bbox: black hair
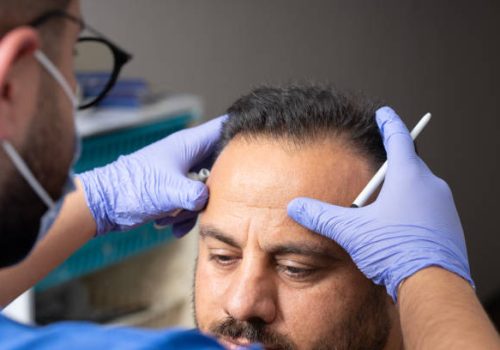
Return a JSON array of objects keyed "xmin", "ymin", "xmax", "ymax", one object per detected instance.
[{"xmin": 220, "ymin": 84, "xmax": 387, "ymax": 169}]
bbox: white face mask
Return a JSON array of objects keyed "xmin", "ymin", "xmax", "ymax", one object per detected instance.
[{"xmin": 1, "ymin": 50, "xmax": 81, "ymax": 242}]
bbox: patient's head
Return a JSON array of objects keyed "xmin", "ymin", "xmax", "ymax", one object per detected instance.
[{"xmin": 194, "ymin": 85, "xmax": 402, "ymax": 350}]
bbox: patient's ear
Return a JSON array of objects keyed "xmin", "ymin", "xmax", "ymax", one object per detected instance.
[{"xmin": 0, "ymin": 27, "xmax": 40, "ymax": 139}]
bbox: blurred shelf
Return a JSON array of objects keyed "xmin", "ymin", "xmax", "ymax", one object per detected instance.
[{"xmin": 35, "ymin": 94, "xmax": 202, "ymax": 292}]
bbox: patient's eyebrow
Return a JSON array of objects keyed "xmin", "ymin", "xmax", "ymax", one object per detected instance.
[
  {"xmin": 199, "ymin": 226, "xmax": 240, "ymax": 248},
  {"xmin": 269, "ymin": 243, "xmax": 341, "ymax": 261},
  {"xmin": 199, "ymin": 225, "xmax": 342, "ymax": 261}
]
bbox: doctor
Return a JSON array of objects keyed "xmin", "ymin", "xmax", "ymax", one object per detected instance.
[{"xmin": 0, "ymin": 0, "xmax": 498, "ymax": 349}]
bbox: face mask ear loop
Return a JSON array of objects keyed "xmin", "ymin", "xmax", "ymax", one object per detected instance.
[
  {"xmin": 1, "ymin": 140, "xmax": 55, "ymax": 209},
  {"xmin": 0, "ymin": 51, "xmax": 77, "ymax": 209},
  {"xmin": 34, "ymin": 50, "xmax": 78, "ymax": 108}
]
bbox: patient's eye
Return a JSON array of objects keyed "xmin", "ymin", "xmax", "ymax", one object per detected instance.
[
  {"xmin": 208, "ymin": 249, "xmax": 239, "ymax": 268},
  {"xmin": 276, "ymin": 261, "xmax": 317, "ymax": 280},
  {"xmin": 211, "ymin": 255, "xmax": 235, "ymax": 265}
]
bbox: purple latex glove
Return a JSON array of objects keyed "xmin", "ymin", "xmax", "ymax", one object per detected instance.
[
  {"xmin": 287, "ymin": 107, "xmax": 474, "ymax": 302},
  {"xmin": 79, "ymin": 116, "xmax": 226, "ymax": 237}
]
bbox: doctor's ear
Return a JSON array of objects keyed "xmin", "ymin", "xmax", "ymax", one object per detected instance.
[{"xmin": 0, "ymin": 27, "xmax": 40, "ymax": 139}]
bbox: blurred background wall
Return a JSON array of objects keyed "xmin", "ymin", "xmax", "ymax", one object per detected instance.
[{"xmin": 81, "ymin": 0, "xmax": 500, "ymax": 303}]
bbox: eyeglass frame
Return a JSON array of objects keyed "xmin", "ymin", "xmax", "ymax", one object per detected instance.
[{"xmin": 28, "ymin": 9, "xmax": 133, "ymax": 110}]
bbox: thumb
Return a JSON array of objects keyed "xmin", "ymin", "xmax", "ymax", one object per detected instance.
[
  {"xmin": 170, "ymin": 178, "xmax": 209, "ymax": 212},
  {"xmin": 287, "ymin": 197, "xmax": 356, "ymax": 245}
]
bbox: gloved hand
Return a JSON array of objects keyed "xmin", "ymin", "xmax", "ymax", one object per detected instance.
[
  {"xmin": 287, "ymin": 107, "xmax": 474, "ymax": 302},
  {"xmin": 79, "ymin": 116, "xmax": 226, "ymax": 237}
]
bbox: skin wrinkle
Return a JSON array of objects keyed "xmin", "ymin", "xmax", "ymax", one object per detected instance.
[
  {"xmin": 200, "ymin": 226, "xmax": 344, "ymax": 263},
  {"xmin": 194, "ymin": 136, "xmax": 403, "ymax": 349}
]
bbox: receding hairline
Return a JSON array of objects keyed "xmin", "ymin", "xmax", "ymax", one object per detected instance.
[
  {"xmin": 220, "ymin": 125, "xmax": 382, "ymax": 174},
  {"xmin": 219, "ymin": 84, "xmax": 387, "ymax": 175}
]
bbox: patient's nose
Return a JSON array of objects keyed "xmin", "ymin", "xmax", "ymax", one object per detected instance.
[{"xmin": 224, "ymin": 258, "xmax": 277, "ymax": 324}]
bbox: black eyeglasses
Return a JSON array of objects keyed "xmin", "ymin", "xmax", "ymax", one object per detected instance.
[{"xmin": 29, "ymin": 10, "xmax": 133, "ymax": 110}]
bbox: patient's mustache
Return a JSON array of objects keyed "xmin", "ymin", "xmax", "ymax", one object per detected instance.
[{"xmin": 210, "ymin": 316, "xmax": 295, "ymax": 350}]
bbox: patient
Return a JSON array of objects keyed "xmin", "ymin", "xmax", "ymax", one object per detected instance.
[{"xmin": 194, "ymin": 85, "xmax": 403, "ymax": 350}]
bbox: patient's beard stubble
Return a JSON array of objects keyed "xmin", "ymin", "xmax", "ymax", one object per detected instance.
[{"xmin": 192, "ymin": 258, "xmax": 392, "ymax": 350}]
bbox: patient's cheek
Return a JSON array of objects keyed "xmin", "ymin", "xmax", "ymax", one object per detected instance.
[
  {"xmin": 194, "ymin": 249, "xmax": 228, "ymax": 329},
  {"xmin": 281, "ymin": 269, "xmax": 354, "ymax": 320}
]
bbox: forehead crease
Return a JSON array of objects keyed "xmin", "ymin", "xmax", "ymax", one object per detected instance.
[
  {"xmin": 210, "ymin": 196, "xmax": 285, "ymax": 211},
  {"xmin": 199, "ymin": 223, "xmax": 346, "ymax": 263},
  {"xmin": 209, "ymin": 138, "xmax": 372, "ymax": 209}
]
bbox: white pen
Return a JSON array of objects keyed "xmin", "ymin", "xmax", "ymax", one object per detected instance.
[{"xmin": 351, "ymin": 113, "xmax": 432, "ymax": 208}]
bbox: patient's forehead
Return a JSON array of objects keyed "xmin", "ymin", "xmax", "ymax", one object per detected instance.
[
  {"xmin": 207, "ymin": 136, "xmax": 374, "ymax": 210},
  {"xmin": 200, "ymin": 136, "xmax": 375, "ymax": 258}
]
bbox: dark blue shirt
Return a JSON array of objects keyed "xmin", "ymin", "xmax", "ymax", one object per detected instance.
[{"xmin": 0, "ymin": 314, "xmax": 234, "ymax": 349}]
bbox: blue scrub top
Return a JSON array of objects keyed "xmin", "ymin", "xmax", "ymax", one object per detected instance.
[{"xmin": 0, "ymin": 314, "xmax": 256, "ymax": 349}]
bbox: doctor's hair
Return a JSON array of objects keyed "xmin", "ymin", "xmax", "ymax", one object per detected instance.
[
  {"xmin": 221, "ymin": 84, "xmax": 387, "ymax": 170},
  {"xmin": 0, "ymin": 0, "xmax": 72, "ymax": 61}
]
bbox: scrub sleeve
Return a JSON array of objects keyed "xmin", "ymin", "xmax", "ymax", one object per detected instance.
[{"xmin": 0, "ymin": 314, "xmax": 228, "ymax": 349}]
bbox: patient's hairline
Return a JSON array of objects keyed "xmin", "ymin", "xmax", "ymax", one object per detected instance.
[
  {"xmin": 217, "ymin": 84, "xmax": 387, "ymax": 173},
  {"xmin": 217, "ymin": 131, "xmax": 380, "ymax": 174}
]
